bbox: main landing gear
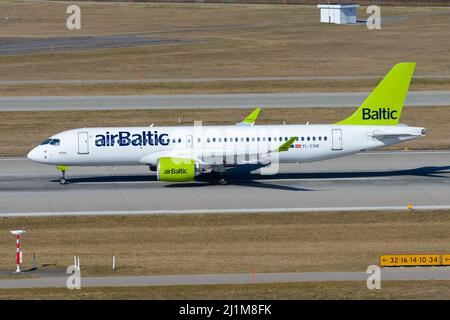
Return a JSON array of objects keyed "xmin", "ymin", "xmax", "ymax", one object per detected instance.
[
  {"xmin": 57, "ymin": 165, "xmax": 68, "ymax": 185},
  {"xmin": 217, "ymin": 176, "xmax": 228, "ymax": 185},
  {"xmin": 211, "ymin": 169, "xmax": 228, "ymax": 185}
]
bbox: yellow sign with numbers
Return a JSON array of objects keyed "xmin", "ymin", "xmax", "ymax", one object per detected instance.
[
  {"xmin": 380, "ymin": 254, "xmax": 441, "ymax": 267},
  {"xmin": 442, "ymin": 255, "xmax": 450, "ymax": 266}
]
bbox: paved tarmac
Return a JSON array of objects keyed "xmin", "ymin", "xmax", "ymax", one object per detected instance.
[
  {"xmin": 0, "ymin": 35, "xmax": 196, "ymax": 56},
  {"xmin": 0, "ymin": 150, "xmax": 449, "ymax": 217},
  {"xmin": 0, "ymin": 268, "xmax": 449, "ymax": 288},
  {"xmin": 0, "ymin": 91, "xmax": 449, "ymax": 111}
]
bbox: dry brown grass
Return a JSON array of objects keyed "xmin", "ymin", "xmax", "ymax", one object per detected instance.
[
  {"xmin": 0, "ymin": 281, "xmax": 449, "ymax": 299},
  {"xmin": 1, "ymin": 78, "xmax": 450, "ymax": 96},
  {"xmin": 0, "ymin": 211, "xmax": 448, "ymax": 278},
  {"xmin": 0, "ymin": 106, "xmax": 448, "ymax": 156},
  {"xmin": 0, "ymin": 3, "xmax": 449, "ymax": 84}
]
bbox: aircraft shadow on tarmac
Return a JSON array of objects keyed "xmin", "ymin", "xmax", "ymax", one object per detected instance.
[{"xmin": 52, "ymin": 165, "xmax": 450, "ymax": 191}]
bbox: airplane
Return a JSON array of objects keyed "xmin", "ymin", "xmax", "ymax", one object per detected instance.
[{"xmin": 27, "ymin": 62, "xmax": 426, "ymax": 185}]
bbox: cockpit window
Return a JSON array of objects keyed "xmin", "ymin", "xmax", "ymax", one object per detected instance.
[
  {"xmin": 40, "ymin": 139, "xmax": 52, "ymax": 145},
  {"xmin": 40, "ymin": 138, "xmax": 61, "ymax": 146},
  {"xmin": 50, "ymin": 139, "xmax": 60, "ymax": 146}
]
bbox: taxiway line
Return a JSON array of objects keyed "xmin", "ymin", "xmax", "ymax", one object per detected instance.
[{"xmin": 0, "ymin": 268, "xmax": 449, "ymax": 288}]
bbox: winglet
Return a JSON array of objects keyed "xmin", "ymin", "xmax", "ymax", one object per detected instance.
[
  {"xmin": 276, "ymin": 137, "xmax": 297, "ymax": 152},
  {"xmin": 236, "ymin": 108, "xmax": 261, "ymax": 126}
]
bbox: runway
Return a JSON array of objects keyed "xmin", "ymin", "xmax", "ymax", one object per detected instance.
[
  {"xmin": 0, "ymin": 268, "xmax": 449, "ymax": 288},
  {"xmin": 0, "ymin": 150, "xmax": 449, "ymax": 217},
  {"xmin": 1, "ymin": 91, "xmax": 449, "ymax": 111}
]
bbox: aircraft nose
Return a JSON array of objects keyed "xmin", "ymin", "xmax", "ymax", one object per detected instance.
[{"xmin": 27, "ymin": 147, "xmax": 40, "ymax": 162}]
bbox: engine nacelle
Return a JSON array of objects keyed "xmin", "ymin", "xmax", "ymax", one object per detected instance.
[{"xmin": 156, "ymin": 157, "xmax": 200, "ymax": 182}]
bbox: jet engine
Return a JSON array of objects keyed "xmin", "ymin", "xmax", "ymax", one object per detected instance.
[{"xmin": 156, "ymin": 157, "xmax": 201, "ymax": 182}]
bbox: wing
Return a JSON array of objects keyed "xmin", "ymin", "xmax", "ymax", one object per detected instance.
[{"xmin": 139, "ymin": 137, "xmax": 298, "ymax": 167}]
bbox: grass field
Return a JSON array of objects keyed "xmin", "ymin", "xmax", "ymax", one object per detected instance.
[
  {"xmin": 0, "ymin": 281, "xmax": 449, "ymax": 299},
  {"xmin": 0, "ymin": 2, "xmax": 449, "ymax": 95},
  {"xmin": 1, "ymin": 78, "xmax": 450, "ymax": 96},
  {"xmin": 0, "ymin": 211, "xmax": 448, "ymax": 278},
  {"xmin": 0, "ymin": 106, "xmax": 448, "ymax": 156}
]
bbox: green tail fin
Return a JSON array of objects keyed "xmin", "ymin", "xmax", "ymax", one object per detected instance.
[{"xmin": 336, "ymin": 62, "xmax": 415, "ymax": 126}]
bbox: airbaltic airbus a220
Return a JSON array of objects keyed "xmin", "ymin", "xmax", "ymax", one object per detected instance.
[{"xmin": 27, "ymin": 63, "xmax": 426, "ymax": 185}]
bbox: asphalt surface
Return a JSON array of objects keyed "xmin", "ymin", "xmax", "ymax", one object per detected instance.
[
  {"xmin": 1, "ymin": 91, "xmax": 449, "ymax": 111},
  {"xmin": 0, "ymin": 150, "xmax": 449, "ymax": 217},
  {"xmin": 0, "ymin": 35, "xmax": 196, "ymax": 56},
  {"xmin": 0, "ymin": 268, "xmax": 449, "ymax": 288}
]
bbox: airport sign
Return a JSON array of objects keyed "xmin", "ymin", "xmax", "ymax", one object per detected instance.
[
  {"xmin": 380, "ymin": 254, "xmax": 441, "ymax": 267},
  {"xmin": 442, "ymin": 255, "xmax": 450, "ymax": 266}
]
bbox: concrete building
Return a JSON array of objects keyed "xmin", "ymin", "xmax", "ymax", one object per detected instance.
[{"xmin": 317, "ymin": 3, "xmax": 359, "ymax": 24}]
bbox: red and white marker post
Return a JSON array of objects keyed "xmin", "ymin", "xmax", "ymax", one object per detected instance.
[{"xmin": 10, "ymin": 229, "xmax": 26, "ymax": 273}]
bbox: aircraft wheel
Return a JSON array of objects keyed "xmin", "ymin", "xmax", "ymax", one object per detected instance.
[
  {"xmin": 218, "ymin": 177, "xmax": 228, "ymax": 185},
  {"xmin": 59, "ymin": 178, "xmax": 66, "ymax": 185}
]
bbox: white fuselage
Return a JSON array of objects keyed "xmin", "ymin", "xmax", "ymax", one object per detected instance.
[{"xmin": 27, "ymin": 124, "xmax": 425, "ymax": 167}]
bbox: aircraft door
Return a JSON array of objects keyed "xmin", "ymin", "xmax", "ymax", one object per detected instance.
[
  {"xmin": 78, "ymin": 132, "xmax": 89, "ymax": 154},
  {"xmin": 332, "ymin": 129, "xmax": 342, "ymax": 151}
]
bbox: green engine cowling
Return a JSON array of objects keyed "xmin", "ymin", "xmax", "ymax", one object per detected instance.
[{"xmin": 156, "ymin": 157, "xmax": 200, "ymax": 182}]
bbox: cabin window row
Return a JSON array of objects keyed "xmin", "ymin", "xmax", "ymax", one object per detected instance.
[{"xmin": 169, "ymin": 136, "xmax": 328, "ymax": 144}]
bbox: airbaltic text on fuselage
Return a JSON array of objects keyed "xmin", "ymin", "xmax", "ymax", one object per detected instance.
[
  {"xmin": 362, "ymin": 107, "xmax": 398, "ymax": 120},
  {"xmin": 95, "ymin": 131, "xmax": 169, "ymax": 147}
]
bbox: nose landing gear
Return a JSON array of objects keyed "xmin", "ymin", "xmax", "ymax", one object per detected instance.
[{"xmin": 57, "ymin": 165, "xmax": 68, "ymax": 185}]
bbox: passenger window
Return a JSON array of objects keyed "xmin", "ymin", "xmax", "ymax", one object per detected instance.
[
  {"xmin": 207, "ymin": 138, "xmax": 210, "ymax": 143},
  {"xmin": 318, "ymin": 136, "xmax": 322, "ymax": 141},
  {"xmin": 301, "ymin": 137, "xmax": 305, "ymax": 141},
  {"xmin": 313, "ymin": 137, "xmax": 316, "ymax": 141},
  {"xmin": 268, "ymin": 137, "xmax": 271, "ymax": 142},
  {"xmin": 178, "ymin": 138, "xmax": 182, "ymax": 143},
  {"xmin": 224, "ymin": 138, "xmax": 227, "ymax": 142},
  {"xmin": 324, "ymin": 136, "xmax": 328, "ymax": 141},
  {"xmin": 307, "ymin": 137, "xmax": 310, "ymax": 141},
  {"xmin": 235, "ymin": 138, "xmax": 238, "ymax": 142},
  {"xmin": 246, "ymin": 137, "xmax": 250, "ymax": 142}
]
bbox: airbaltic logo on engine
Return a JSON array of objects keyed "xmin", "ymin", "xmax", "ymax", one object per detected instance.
[
  {"xmin": 362, "ymin": 107, "xmax": 398, "ymax": 120},
  {"xmin": 164, "ymin": 168, "xmax": 188, "ymax": 175},
  {"xmin": 95, "ymin": 131, "xmax": 169, "ymax": 147}
]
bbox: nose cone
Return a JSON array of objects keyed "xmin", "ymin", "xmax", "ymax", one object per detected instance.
[{"xmin": 27, "ymin": 147, "xmax": 40, "ymax": 162}]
